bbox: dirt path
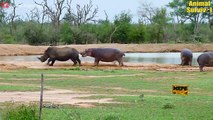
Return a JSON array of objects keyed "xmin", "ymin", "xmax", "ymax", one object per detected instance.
[{"xmin": 0, "ymin": 89, "xmax": 119, "ymax": 107}]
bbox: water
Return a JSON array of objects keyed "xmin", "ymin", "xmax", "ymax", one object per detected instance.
[
  {"xmin": 124, "ymin": 53, "xmax": 202, "ymax": 66},
  {"xmin": 0, "ymin": 53, "xmax": 203, "ymax": 65}
]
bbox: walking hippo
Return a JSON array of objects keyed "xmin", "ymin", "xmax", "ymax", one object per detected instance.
[
  {"xmin": 81, "ymin": 48, "xmax": 125, "ymax": 66},
  {"xmin": 38, "ymin": 47, "xmax": 81, "ymax": 66},
  {"xmin": 197, "ymin": 52, "xmax": 213, "ymax": 72},
  {"xmin": 180, "ymin": 48, "xmax": 193, "ymax": 66}
]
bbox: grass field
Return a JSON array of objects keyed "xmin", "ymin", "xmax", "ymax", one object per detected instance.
[{"xmin": 0, "ymin": 68, "xmax": 213, "ymax": 120}]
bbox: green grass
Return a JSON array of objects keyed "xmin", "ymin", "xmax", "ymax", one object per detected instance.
[
  {"xmin": 0, "ymin": 85, "xmax": 39, "ymax": 91},
  {"xmin": 0, "ymin": 68, "xmax": 213, "ymax": 120}
]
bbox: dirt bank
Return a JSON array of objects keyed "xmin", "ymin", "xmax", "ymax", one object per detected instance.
[
  {"xmin": 1, "ymin": 61, "xmax": 213, "ymax": 72},
  {"xmin": 0, "ymin": 44, "xmax": 212, "ymax": 56}
]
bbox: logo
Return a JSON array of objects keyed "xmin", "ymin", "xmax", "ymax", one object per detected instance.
[
  {"xmin": 172, "ymin": 85, "xmax": 188, "ymax": 96},
  {"xmin": 187, "ymin": 0, "xmax": 212, "ymax": 13},
  {"xmin": 1, "ymin": 2, "xmax": 10, "ymax": 8}
]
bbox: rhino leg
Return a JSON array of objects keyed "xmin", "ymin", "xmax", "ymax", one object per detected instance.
[
  {"xmin": 47, "ymin": 58, "xmax": 51, "ymax": 65},
  {"xmin": 49, "ymin": 59, "xmax": 55, "ymax": 66},
  {"xmin": 76, "ymin": 57, "xmax": 81, "ymax": 66},
  {"xmin": 70, "ymin": 58, "xmax": 77, "ymax": 66}
]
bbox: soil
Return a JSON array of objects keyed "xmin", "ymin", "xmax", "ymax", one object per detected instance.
[
  {"xmin": 0, "ymin": 44, "xmax": 213, "ymax": 107},
  {"xmin": 0, "ymin": 89, "xmax": 119, "ymax": 108}
]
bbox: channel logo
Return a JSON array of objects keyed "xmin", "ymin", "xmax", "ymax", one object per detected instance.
[{"xmin": 1, "ymin": 1, "xmax": 10, "ymax": 8}]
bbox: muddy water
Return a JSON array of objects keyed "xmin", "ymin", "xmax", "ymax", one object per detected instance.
[{"xmin": 0, "ymin": 53, "xmax": 203, "ymax": 65}]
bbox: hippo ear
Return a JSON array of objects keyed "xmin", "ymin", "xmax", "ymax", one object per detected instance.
[{"xmin": 37, "ymin": 57, "xmax": 41, "ymax": 60}]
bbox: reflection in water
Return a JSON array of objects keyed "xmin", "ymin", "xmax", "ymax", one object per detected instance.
[
  {"xmin": 124, "ymin": 53, "xmax": 202, "ymax": 65},
  {"xmin": 0, "ymin": 53, "xmax": 203, "ymax": 65}
]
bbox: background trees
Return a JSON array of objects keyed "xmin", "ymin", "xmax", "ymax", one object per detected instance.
[{"xmin": 0, "ymin": 0, "xmax": 212, "ymax": 45}]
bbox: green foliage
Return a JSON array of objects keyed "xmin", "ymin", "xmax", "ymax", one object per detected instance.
[
  {"xmin": 151, "ymin": 8, "xmax": 171, "ymax": 43},
  {"xmin": 0, "ymin": 32, "xmax": 16, "ymax": 44},
  {"xmin": 96, "ymin": 20, "xmax": 113, "ymax": 43},
  {"xmin": 112, "ymin": 11, "xmax": 132, "ymax": 43},
  {"xmin": 2, "ymin": 103, "xmax": 38, "ymax": 120},
  {"xmin": 24, "ymin": 22, "xmax": 46, "ymax": 45},
  {"xmin": 128, "ymin": 24, "xmax": 146, "ymax": 43},
  {"xmin": 60, "ymin": 22, "xmax": 74, "ymax": 44}
]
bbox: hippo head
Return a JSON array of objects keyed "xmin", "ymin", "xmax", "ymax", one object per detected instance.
[
  {"xmin": 81, "ymin": 49, "xmax": 93, "ymax": 57},
  {"xmin": 37, "ymin": 55, "xmax": 48, "ymax": 62}
]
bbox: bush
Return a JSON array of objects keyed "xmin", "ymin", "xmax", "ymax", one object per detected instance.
[
  {"xmin": 60, "ymin": 22, "xmax": 74, "ymax": 44},
  {"xmin": 24, "ymin": 22, "xmax": 46, "ymax": 45},
  {"xmin": 2, "ymin": 104, "xmax": 38, "ymax": 120},
  {"xmin": 0, "ymin": 34, "xmax": 16, "ymax": 44}
]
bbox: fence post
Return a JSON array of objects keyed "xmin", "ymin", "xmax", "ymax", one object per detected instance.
[{"xmin": 39, "ymin": 73, "xmax": 44, "ymax": 120}]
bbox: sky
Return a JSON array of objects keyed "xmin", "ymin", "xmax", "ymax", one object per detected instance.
[{"xmin": 5, "ymin": 0, "xmax": 172, "ymax": 22}]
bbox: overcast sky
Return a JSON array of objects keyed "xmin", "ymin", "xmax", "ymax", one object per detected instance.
[{"xmin": 5, "ymin": 0, "xmax": 172, "ymax": 22}]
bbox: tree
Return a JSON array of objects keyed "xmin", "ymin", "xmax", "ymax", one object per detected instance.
[
  {"xmin": 167, "ymin": 0, "xmax": 213, "ymax": 41},
  {"xmin": 138, "ymin": 3, "xmax": 170, "ymax": 43},
  {"xmin": 35, "ymin": 0, "xmax": 66, "ymax": 45},
  {"xmin": 137, "ymin": 2, "xmax": 155, "ymax": 24},
  {"xmin": 5, "ymin": 0, "xmax": 22, "ymax": 35},
  {"xmin": 60, "ymin": 22, "xmax": 74, "ymax": 44},
  {"xmin": 128, "ymin": 24, "xmax": 146, "ymax": 43},
  {"xmin": 64, "ymin": 0, "xmax": 98, "ymax": 27},
  {"xmin": 112, "ymin": 11, "xmax": 132, "ymax": 43},
  {"xmin": 24, "ymin": 22, "xmax": 47, "ymax": 45},
  {"xmin": 96, "ymin": 20, "xmax": 113, "ymax": 43},
  {"xmin": 0, "ymin": 0, "xmax": 11, "ymax": 23},
  {"xmin": 152, "ymin": 8, "xmax": 170, "ymax": 43},
  {"xmin": 35, "ymin": 0, "xmax": 65, "ymax": 30}
]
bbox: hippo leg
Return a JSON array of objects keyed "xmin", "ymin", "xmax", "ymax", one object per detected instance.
[
  {"xmin": 189, "ymin": 60, "xmax": 192, "ymax": 66},
  {"xmin": 94, "ymin": 58, "xmax": 100, "ymax": 66},
  {"xmin": 118, "ymin": 58, "xmax": 124, "ymax": 66},
  {"xmin": 181, "ymin": 60, "xmax": 184, "ymax": 66},
  {"xmin": 199, "ymin": 65, "xmax": 204, "ymax": 72}
]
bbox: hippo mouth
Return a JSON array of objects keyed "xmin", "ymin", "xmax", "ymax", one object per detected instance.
[{"xmin": 80, "ymin": 53, "xmax": 87, "ymax": 57}]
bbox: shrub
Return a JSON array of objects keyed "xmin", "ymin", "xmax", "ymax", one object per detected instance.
[
  {"xmin": 24, "ymin": 22, "xmax": 46, "ymax": 45},
  {"xmin": 2, "ymin": 104, "xmax": 38, "ymax": 120}
]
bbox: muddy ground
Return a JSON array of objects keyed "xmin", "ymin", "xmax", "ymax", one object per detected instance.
[{"xmin": 0, "ymin": 44, "xmax": 212, "ymax": 107}]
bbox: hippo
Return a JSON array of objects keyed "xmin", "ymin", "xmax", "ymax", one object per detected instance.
[
  {"xmin": 38, "ymin": 47, "xmax": 81, "ymax": 66},
  {"xmin": 197, "ymin": 52, "xmax": 213, "ymax": 72},
  {"xmin": 81, "ymin": 48, "xmax": 125, "ymax": 66},
  {"xmin": 180, "ymin": 48, "xmax": 193, "ymax": 66}
]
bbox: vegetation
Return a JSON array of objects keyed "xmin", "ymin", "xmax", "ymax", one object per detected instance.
[
  {"xmin": 0, "ymin": 0, "xmax": 212, "ymax": 45},
  {"xmin": 2, "ymin": 103, "xmax": 38, "ymax": 120},
  {"xmin": 0, "ymin": 68, "xmax": 213, "ymax": 120}
]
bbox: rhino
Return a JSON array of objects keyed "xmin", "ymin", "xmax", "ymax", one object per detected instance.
[{"xmin": 38, "ymin": 46, "xmax": 81, "ymax": 66}]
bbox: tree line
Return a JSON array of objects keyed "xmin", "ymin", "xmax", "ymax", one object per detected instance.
[{"xmin": 0, "ymin": 0, "xmax": 213, "ymax": 45}]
